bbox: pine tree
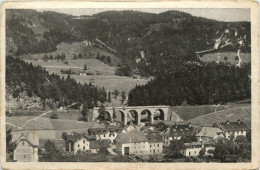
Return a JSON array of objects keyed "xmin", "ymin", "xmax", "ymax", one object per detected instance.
[
  {"xmin": 113, "ymin": 89, "xmax": 119, "ymax": 99},
  {"xmin": 121, "ymin": 91, "xmax": 126, "ymax": 103},
  {"xmin": 108, "ymin": 91, "xmax": 111, "ymax": 102},
  {"xmin": 84, "ymin": 64, "xmax": 87, "ymax": 70}
]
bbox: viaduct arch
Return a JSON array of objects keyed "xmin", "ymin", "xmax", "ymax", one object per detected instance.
[{"xmin": 92, "ymin": 105, "xmax": 170, "ymax": 125}]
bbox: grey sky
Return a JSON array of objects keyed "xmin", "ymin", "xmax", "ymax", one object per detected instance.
[{"xmin": 36, "ymin": 8, "xmax": 250, "ymax": 22}]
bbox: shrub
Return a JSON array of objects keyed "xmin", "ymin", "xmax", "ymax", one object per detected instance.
[{"xmin": 50, "ymin": 113, "xmax": 58, "ymax": 119}]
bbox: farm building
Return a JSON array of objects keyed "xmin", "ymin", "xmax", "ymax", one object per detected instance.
[
  {"xmin": 115, "ymin": 132, "xmax": 149, "ymax": 155},
  {"xmin": 13, "ymin": 133, "xmax": 39, "ymax": 162},
  {"xmin": 146, "ymin": 133, "xmax": 164, "ymax": 155},
  {"xmin": 195, "ymin": 127, "xmax": 224, "ymax": 142},
  {"xmin": 89, "ymin": 140, "xmax": 111, "ymax": 153},
  {"xmin": 219, "ymin": 120, "xmax": 249, "ymax": 140},
  {"xmin": 160, "ymin": 123, "xmax": 194, "ymax": 146},
  {"xmin": 181, "ymin": 141, "xmax": 215, "ymax": 157}
]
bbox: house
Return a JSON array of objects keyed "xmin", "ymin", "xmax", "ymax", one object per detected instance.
[
  {"xmin": 146, "ymin": 133, "xmax": 163, "ymax": 154},
  {"xmin": 65, "ymin": 133, "xmax": 93, "ymax": 154},
  {"xmin": 195, "ymin": 127, "xmax": 224, "ymax": 142},
  {"xmin": 13, "ymin": 133, "xmax": 39, "ymax": 162},
  {"xmin": 181, "ymin": 141, "xmax": 215, "ymax": 157},
  {"xmin": 88, "ymin": 127, "xmax": 121, "ymax": 143},
  {"xmin": 115, "ymin": 132, "xmax": 149, "ymax": 155},
  {"xmin": 219, "ymin": 120, "xmax": 249, "ymax": 140},
  {"xmin": 161, "ymin": 123, "xmax": 194, "ymax": 146},
  {"xmin": 89, "ymin": 140, "xmax": 111, "ymax": 153}
]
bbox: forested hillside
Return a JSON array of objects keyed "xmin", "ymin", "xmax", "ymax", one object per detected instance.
[
  {"xmin": 6, "ymin": 56, "xmax": 107, "ymax": 109},
  {"xmin": 6, "ymin": 9, "xmax": 251, "ymax": 77},
  {"xmin": 128, "ymin": 62, "xmax": 251, "ymax": 106}
]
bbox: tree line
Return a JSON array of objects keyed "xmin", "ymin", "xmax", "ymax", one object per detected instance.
[
  {"xmin": 128, "ymin": 62, "xmax": 251, "ymax": 106},
  {"xmin": 6, "ymin": 56, "xmax": 107, "ymax": 109}
]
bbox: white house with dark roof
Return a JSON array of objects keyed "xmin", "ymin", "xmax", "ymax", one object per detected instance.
[
  {"xmin": 195, "ymin": 127, "xmax": 224, "ymax": 142},
  {"xmin": 219, "ymin": 120, "xmax": 249, "ymax": 140},
  {"xmin": 13, "ymin": 133, "xmax": 39, "ymax": 162},
  {"xmin": 146, "ymin": 133, "xmax": 164, "ymax": 154},
  {"xmin": 181, "ymin": 141, "xmax": 215, "ymax": 157},
  {"xmin": 115, "ymin": 132, "xmax": 149, "ymax": 155}
]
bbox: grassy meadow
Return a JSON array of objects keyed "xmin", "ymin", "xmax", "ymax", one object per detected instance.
[
  {"xmin": 199, "ymin": 52, "xmax": 251, "ymax": 65},
  {"xmin": 24, "ymin": 59, "xmax": 149, "ymax": 93}
]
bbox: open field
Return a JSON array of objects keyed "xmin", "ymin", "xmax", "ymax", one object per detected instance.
[
  {"xmin": 19, "ymin": 41, "xmax": 120, "ymax": 66},
  {"xmin": 9, "ymin": 109, "xmax": 81, "ymax": 120},
  {"xmin": 25, "ymin": 59, "xmax": 116, "ymax": 75},
  {"xmin": 6, "ymin": 116, "xmax": 102, "ymax": 131},
  {"xmin": 199, "ymin": 52, "xmax": 251, "ymax": 65},
  {"xmin": 189, "ymin": 106, "xmax": 251, "ymax": 128},
  {"xmin": 24, "ymin": 59, "xmax": 149, "ymax": 93},
  {"xmin": 172, "ymin": 100, "xmax": 251, "ymax": 121}
]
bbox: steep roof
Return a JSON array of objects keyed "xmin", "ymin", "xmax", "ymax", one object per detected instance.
[
  {"xmin": 66, "ymin": 133, "xmax": 82, "ymax": 142},
  {"xmin": 89, "ymin": 140, "xmax": 110, "ymax": 149},
  {"xmin": 66, "ymin": 133, "xmax": 96, "ymax": 142},
  {"xmin": 219, "ymin": 121, "xmax": 249, "ymax": 132},
  {"xmin": 146, "ymin": 133, "xmax": 163, "ymax": 143},
  {"xmin": 13, "ymin": 133, "xmax": 39, "ymax": 147},
  {"xmin": 115, "ymin": 132, "xmax": 148, "ymax": 144},
  {"xmin": 162, "ymin": 123, "xmax": 194, "ymax": 137},
  {"xmin": 196, "ymin": 127, "xmax": 223, "ymax": 138},
  {"xmin": 184, "ymin": 141, "xmax": 213, "ymax": 147},
  {"xmin": 88, "ymin": 128, "xmax": 109, "ymax": 135}
]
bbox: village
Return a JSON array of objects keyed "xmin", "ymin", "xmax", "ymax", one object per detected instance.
[{"xmin": 10, "ymin": 106, "xmax": 251, "ymax": 162}]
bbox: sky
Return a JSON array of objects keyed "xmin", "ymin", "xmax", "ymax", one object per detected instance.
[{"xmin": 36, "ymin": 8, "xmax": 250, "ymax": 22}]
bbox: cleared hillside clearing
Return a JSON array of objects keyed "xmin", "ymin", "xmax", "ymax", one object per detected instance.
[
  {"xmin": 189, "ymin": 106, "xmax": 251, "ymax": 128},
  {"xmin": 199, "ymin": 52, "xmax": 251, "ymax": 65},
  {"xmin": 172, "ymin": 102, "xmax": 250, "ymax": 121}
]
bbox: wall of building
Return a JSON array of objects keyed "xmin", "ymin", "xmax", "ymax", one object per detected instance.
[
  {"xmin": 162, "ymin": 136, "xmax": 173, "ymax": 146},
  {"xmin": 183, "ymin": 145, "xmax": 215, "ymax": 157},
  {"xmin": 119, "ymin": 142, "xmax": 149, "ymax": 155},
  {"xmin": 97, "ymin": 132, "xmax": 117, "ymax": 143},
  {"xmin": 73, "ymin": 138, "xmax": 90, "ymax": 154},
  {"xmin": 225, "ymin": 131, "xmax": 246, "ymax": 140},
  {"xmin": 148, "ymin": 142, "xmax": 163, "ymax": 154},
  {"xmin": 14, "ymin": 139, "xmax": 38, "ymax": 162}
]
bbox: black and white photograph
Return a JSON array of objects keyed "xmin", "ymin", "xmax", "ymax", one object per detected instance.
[{"xmin": 1, "ymin": 1, "xmax": 259, "ymax": 168}]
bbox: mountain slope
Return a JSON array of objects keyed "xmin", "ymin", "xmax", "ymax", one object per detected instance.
[{"xmin": 6, "ymin": 9, "xmax": 251, "ymax": 77}]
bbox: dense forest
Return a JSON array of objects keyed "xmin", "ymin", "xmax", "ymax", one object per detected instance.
[
  {"xmin": 128, "ymin": 62, "xmax": 251, "ymax": 106},
  {"xmin": 6, "ymin": 56, "xmax": 107, "ymax": 109}
]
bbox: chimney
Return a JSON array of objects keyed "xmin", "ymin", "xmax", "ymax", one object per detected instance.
[
  {"xmin": 226, "ymin": 120, "xmax": 230, "ymax": 124},
  {"xmin": 238, "ymin": 119, "xmax": 241, "ymax": 124}
]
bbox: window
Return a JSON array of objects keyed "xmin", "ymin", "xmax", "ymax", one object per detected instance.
[
  {"xmin": 150, "ymin": 145, "xmax": 152, "ymax": 148},
  {"xmin": 104, "ymin": 135, "xmax": 105, "ymax": 137},
  {"xmin": 83, "ymin": 146, "xmax": 85, "ymax": 150},
  {"xmin": 24, "ymin": 155, "xmax": 26, "ymax": 158},
  {"xmin": 78, "ymin": 144, "xmax": 80, "ymax": 147},
  {"xmin": 158, "ymin": 144, "xmax": 159, "ymax": 147},
  {"xmin": 22, "ymin": 141, "xmax": 25, "ymax": 145},
  {"xmin": 83, "ymin": 140, "xmax": 85, "ymax": 144}
]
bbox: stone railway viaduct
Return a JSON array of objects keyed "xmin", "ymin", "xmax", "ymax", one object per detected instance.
[{"xmin": 92, "ymin": 105, "xmax": 183, "ymax": 125}]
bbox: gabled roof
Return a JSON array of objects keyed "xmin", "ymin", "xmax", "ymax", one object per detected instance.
[
  {"xmin": 13, "ymin": 133, "xmax": 39, "ymax": 147},
  {"xmin": 184, "ymin": 141, "xmax": 213, "ymax": 147},
  {"xmin": 66, "ymin": 132, "xmax": 95, "ymax": 142},
  {"xmin": 66, "ymin": 133, "xmax": 82, "ymax": 142},
  {"xmin": 219, "ymin": 121, "xmax": 249, "ymax": 132},
  {"xmin": 146, "ymin": 133, "xmax": 163, "ymax": 143},
  {"xmin": 89, "ymin": 140, "xmax": 110, "ymax": 149},
  {"xmin": 162, "ymin": 124, "xmax": 194, "ymax": 137},
  {"xmin": 115, "ymin": 132, "xmax": 148, "ymax": 144},
  {"xmin": 196, "ymin": 127, "xmax": 223, "ymax": 138},
  {"xmin": 88, "ymin": 128, "xmax": 109, "ymax": 135}
]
